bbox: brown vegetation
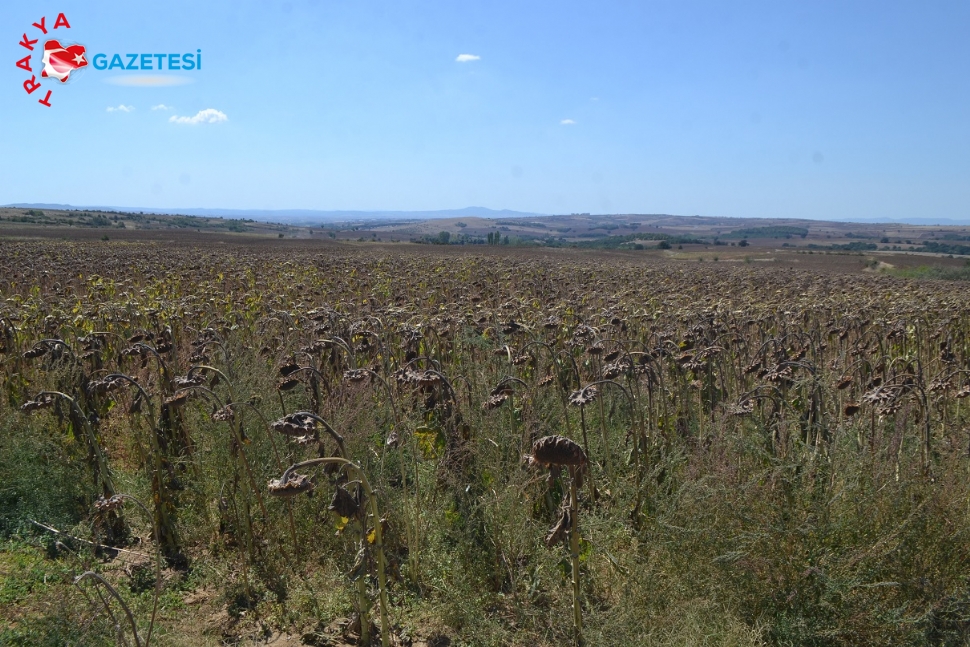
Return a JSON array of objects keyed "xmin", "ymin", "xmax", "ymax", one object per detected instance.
[{"xmin": 2, "ymin": 237, "xmax": 970, "ymax": 645}]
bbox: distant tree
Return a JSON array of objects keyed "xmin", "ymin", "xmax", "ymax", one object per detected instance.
[
  {"xmin": 438, "ymin": 231, "xmax": 451, "ymax": 245},
  {"xmin": 738, "ymin": 239, "xmax": 749, "ymax": 247},
  {"xmin": 657, "ymin": 240, "xmax": 672, "ymax": 250}
]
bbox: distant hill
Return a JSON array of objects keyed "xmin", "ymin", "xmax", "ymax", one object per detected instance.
[
  {"xmin": 5, "ymin": 203, "xmax": 970, "ymax": 226},
  {"xmin": 5, "ymin": 205, "xmax": 970, "ymax": 255},
  {"xmin": 1, "ymin": 204, "xmax": 546, "ymax": 225}
]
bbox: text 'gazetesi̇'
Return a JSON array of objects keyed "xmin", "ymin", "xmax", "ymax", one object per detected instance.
[{"xmin": 90, "ymin": 51, "xmax": 202, "ymax": 71}]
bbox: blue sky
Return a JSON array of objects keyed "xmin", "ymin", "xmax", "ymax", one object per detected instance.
[{"xmin": 3, "ymin": 1, "xmax": 969, "ymax": 220}]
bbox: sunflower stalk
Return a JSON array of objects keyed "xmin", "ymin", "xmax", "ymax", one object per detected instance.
[{"xmin": 269, "ymin": 457, "xmax": 391, "ymax": 647}]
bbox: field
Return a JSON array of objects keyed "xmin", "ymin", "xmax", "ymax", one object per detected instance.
[{"xmin": 2, "ymin": 229, "xmax": 970, "ymax": 646}]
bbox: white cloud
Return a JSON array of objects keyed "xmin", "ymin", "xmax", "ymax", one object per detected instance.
[
  {"xmin": 560, "ymin": 118, "xmax": 576, "ymax": 125},
  {"xmin": 455, "ymin": 54, "xmax": 480, "ymax": 62},
  {"xmin": 169, "ymin": 109, "xmax": 228, "ymax": 125},
  {"xmin": 106, "ymin": 105, "xmax": 134, "ymax": 113},
  {"xmin": 151, "ymin": 104, "xmax": 173, "ymax": 111}
]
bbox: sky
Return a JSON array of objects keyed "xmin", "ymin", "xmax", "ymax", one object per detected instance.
[{"xmin": 2, "ymin": 1, "xmax": 969, "ymax": 221}]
